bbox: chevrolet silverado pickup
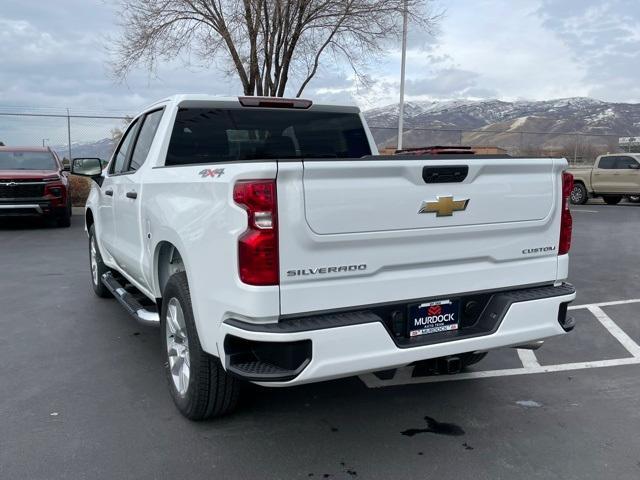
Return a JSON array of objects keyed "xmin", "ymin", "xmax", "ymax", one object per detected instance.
[
  {"xmin": 72, "ymin": 95, "xmax": 576, "ymax": 420},
  {"xmin": 568, "ymin": 153, "xmax": 640, "ymax": 205},
  {"xmin": 0, "ymin": 146, "xmax": 72, "ymax": 226}
]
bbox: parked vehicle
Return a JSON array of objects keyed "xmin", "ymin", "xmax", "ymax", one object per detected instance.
[
  {"xmin": 73, "ymin": 95, "xmax": 576, "ymax": 420},
  {"xmin": 568, "ymin": 153, "xmax": 640, "ymax": 205},
  {"xmin": 0, "ymin": 146, "xmax": 72, "ymax": 226}
]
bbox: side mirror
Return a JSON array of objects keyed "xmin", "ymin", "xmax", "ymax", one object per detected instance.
[{"xmin": 72, "ymin": 157, "xmax": 103, "ymax": 177}]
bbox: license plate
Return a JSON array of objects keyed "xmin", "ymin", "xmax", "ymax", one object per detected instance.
[{"xmin": 407, "ymin": 299, "xmax": 460, "ymax": 337}]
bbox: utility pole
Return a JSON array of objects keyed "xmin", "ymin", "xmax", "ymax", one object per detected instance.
[
  {"xmin": 397, "ymin": 0, "xmax": 408, "ymax": 151},
  {"xmin": 67, "ymin": 108, "xmax": 72, "ymax": 162}
]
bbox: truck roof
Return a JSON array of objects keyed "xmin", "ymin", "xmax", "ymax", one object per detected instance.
[{"xmin": 142, "ymin": 94, "xmax": 361, "ymax": 114}]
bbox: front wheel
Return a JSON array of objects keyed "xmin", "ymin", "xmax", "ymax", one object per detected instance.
[
  {"xmin": 627, "ymin": 195, "xmax": 640, "ymax": 203},
  {"xmin": 570, "ymin": 183, "xmax": 588, "ymax": 205},
  {"xmin": 161, "ymin": 272, "xmax": 242, "ymax": 420},
  {"xmin": 56, "ymin": 205, "xmax": 72, "ymax": 227},
  {"xmin": 603, "ymin": 195, "xmax": 622, "ymax": 205}
]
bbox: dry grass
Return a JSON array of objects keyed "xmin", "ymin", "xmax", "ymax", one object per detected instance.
[{"xmin": 69, "ymin": 175, "xmax": 92, "ymax": 206}]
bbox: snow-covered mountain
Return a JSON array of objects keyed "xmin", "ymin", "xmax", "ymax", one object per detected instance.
[
  {"xmin": 364, "ymin": 97, "xmax": 640, "ymax": 150},
  {"xmin": 52, "ymin": 137, "xmax": 116, "ymax": 161},
  {"xmin": 49, "ymin": 97, "xmax": 640, "ymax": 158}
]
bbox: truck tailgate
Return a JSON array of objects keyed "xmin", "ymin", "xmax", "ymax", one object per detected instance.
[
  {"xmin": 303, "ymin": 159, "xmax": 553, "ymax": 233},
  {"xmin": 277, "ymin": 157, "xmax": 566, "ymax": 315}
]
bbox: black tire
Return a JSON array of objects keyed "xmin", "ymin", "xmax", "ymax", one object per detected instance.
[
  {"xmin": 88, "ymin": 225, "xmax": 112, "ymax": 298},
  {"xmin": 570, "ymin": 183, "xmax": 588, "ymax": 205},
  {"xmin": 460, "ymin": 352, "xmax": 488, "ymax": 368},
  {"xmin": 627, "ymin": 195, "xmax": 640, "ymax": 203},
  {"xmin": 57, "ymin": 204, "xmax": 72, "ymax": 227},
  {"xmin": 161, "ymin": 272, "xmax": 241, "ymax": 420},
  {"xmin": 603, "ymin": 195, "xmax": 622, "ymax": 205}
]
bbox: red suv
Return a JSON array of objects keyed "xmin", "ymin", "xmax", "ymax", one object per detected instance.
[{"xmin": 0, "ymin": 147, "xmax": 72, "ymax": 227}]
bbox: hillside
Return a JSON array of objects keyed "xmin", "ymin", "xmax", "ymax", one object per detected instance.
[
  {"xmin": 52, "ymin": 137, "xmax": 116, "ymax": 161},
  {"xmin": 50, "ymin": 97, "xmax": 640, "ymax": 159},
  {"xmin": 364, "ymin": 97, "xmax": 640, "ymax": 151}
]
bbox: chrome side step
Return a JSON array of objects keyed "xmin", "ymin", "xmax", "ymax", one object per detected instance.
[{"xmin": 101, "ymin": 272, "xmax": 160, "ymax": 326}]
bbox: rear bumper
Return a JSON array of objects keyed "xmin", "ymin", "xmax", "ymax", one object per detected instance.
[{"xmin": 220, "ymin": 283, "xmax": 576, "ymax": 386}]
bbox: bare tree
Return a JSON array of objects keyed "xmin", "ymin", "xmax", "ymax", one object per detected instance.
[
  {"xmin": 109, "ymin": 116, "xmax": 133, "ymax": 146},
  {"xmin": 111, "ymin": 0, "xmax": 441, "ymax": 97}
]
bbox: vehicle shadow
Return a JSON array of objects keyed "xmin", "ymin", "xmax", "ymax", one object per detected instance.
[
  {"xmin": 583, "ymin": 199, "xmax": 640, "ymax": 207},
  {"xmin": 0, "ymin": 216, "xmax": 52, "ymax": 230}
]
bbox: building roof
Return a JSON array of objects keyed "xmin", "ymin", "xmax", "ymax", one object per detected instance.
[{"xmin": 0, "ymin": 146, "xmax": 50, "ymax": 152}]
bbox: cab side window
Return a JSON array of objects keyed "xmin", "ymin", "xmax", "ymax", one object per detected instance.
[
  {"xmin": 110, "ymin": 119, "xmax": 139, "ymax": 174},
  {"xmin": 598, "ymin": 156, "xmax": 616, "ymax": 169},
  {"xmin": 616, "ymin": 156, "xmax": 639, "ymax": 169},
  {"xmin": 128, "ymin": 109, "xmax": 164, "ymax": 172}
]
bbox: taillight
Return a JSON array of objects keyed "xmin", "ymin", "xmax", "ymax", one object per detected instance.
[
  {"xmin": 233, "ymin": 180, "xmax": 279, "ymax": 285},
  {"xmin": 559, "ymin": 171, "xmax": 573, "ymax": 255}
]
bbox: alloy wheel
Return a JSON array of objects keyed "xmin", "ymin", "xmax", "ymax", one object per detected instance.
[
  {"xmin": 165, "ymin": 297, "xmax": 191, "ymax": 396},
  {"xmin": 90, "ymin": 236, "xmax": 98, "ymax": 286}
]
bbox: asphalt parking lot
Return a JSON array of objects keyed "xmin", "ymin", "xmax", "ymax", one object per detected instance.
[{"xmin": 2, "ymin": 202, "xmax": 640, "ymax": 480}]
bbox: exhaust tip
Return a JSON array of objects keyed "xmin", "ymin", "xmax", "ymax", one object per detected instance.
[{"xmin": 443, "ymin": 356, "xmax": 462, "ymax": 374}]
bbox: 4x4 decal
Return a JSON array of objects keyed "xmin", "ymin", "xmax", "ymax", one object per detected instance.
[{"xmin": 199, "ymin": 168, "xmax": 225, "ymax": 178}]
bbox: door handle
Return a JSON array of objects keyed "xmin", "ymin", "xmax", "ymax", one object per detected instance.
[
  {"xmin": 104, "ymin": 189, "xmax": 113, "ymax": 196},
  {"xmin": 126, "ymin": 191, "xmax": 138, "ymax": 199},
  {"xmin": 422, "ymin": 165, "xmax": 468, "ymax": 183}
]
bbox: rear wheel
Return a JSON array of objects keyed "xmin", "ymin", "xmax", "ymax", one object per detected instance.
[
  {"xmin": 603, "ymin": 195, "xmax": 622, "ymax": 205},
  {"xmin": 627, "ymin": 195, "xmax": 640, "ymax": 203},
  {"xmin": 88, "ymin": 225, "xmax": 112, "ymax": 298},
  {"xmin": 570, "ymin": 183, "xmax": 588, "ymax": 205},
  {"xmin": 161, "ymin": 272, "xmax": 242, "ymax": 420}
]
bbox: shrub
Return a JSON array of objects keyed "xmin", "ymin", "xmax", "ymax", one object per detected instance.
[{"xmin": 69, "ymin": 175, "xmax": 92, "ymax": 206}]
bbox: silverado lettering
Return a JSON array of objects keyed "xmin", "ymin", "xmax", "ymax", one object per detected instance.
[{"xmin": 286, "ymin": 264, "xmax": 367, "ymax": 276}]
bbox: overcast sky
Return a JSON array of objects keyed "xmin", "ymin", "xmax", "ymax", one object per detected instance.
[{"xmin": 1, "ymin": 0, "xmax": 640, "ymax": 116}]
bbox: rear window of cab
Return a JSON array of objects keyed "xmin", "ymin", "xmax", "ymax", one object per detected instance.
[{"xmin": 165, "ymin": 108, "xmax": 371, "ymax": 165}]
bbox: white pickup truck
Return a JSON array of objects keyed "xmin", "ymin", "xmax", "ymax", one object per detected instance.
[{"xmin": 72, "ymin": 95, "xmax": 576, "ymax": 420}]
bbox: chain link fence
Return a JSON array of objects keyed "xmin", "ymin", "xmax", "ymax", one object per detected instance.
[
  {"xmin": 369, "ymin": 126, "xmax": 625, "ymax": 165},
  {"xmin": 0, "ymin": 109, "xmax": 130, "ymax": 163},
  {"xmin": 0, "ymin": 108, "xmax": 634, "ymax": 168}
]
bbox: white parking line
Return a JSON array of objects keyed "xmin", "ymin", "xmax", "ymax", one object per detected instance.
[
  {"xmin": 572, "ymin": 209, "xmax": 599, "ymax": 213},
  {"xmin": 569, "ymin": 298, "xmax": 640, "ymax": 310},
  {"xmin": 359, "ymin": 357, "xmax": 640, "ymax": 388},
  {"xmin": 587, "ymin": 305, "xmax": 640, "ymax": 357},
  {"xmin": 517, "ymin": 348, "xmax": 540, "ymax": 368},
  {"xmin": 359, "ymin": 297, "xmax": 640, "ymax": 388}
]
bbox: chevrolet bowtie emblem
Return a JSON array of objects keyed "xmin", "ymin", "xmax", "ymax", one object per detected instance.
[{"xmin": 418, "ymin": 196, "xmax": 469, "ymax": 217}]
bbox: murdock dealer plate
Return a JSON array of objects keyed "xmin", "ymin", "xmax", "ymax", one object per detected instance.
[{"xmin": 408, "ymin": 299, "xmax": 460, "ymax": 337}]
